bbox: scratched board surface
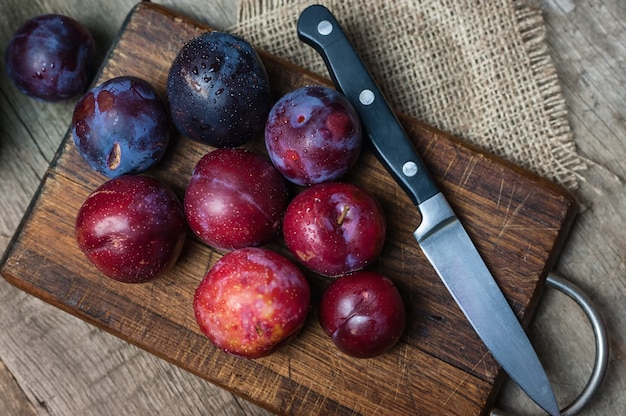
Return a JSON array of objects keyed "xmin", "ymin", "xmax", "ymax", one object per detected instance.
[{"xmin": 0, "ymin": 3, "xmax": 576, "ymax": 415}]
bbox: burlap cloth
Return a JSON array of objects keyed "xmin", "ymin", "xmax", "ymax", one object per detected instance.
[{"xmin": 229, "ymin": 0, "xmax": 587, "ymax": 190}]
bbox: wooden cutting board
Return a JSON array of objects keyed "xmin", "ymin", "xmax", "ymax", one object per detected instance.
[{"xmin": 0, "ymin": 3, "xmax": 576, "ymax": 415}]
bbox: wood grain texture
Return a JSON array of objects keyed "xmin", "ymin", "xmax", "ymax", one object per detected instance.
[
  {"xmin": 0, "ymin": 2, "xmax": 576, "ymax": 415},
  {"xmin": 495, "ymin": 1, "xmax": 626, "ymax": 414},
  {"xmin": 0, "ymin": 360, "xmax": 37, "ymax": 416},
  {"xmin": 0, "ymin": 1, "xmax": 624, "ymax": 415}
]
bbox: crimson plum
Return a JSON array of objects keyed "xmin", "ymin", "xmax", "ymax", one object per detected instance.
[
  {"xmin": 71, "ymin": 76, "xmax": 170, "ymax": 178},
  {"xmin": 194, "ymin": 247, "xmax": 311, "ymax": 358},
  {"xmin": 5, "ymin": 14, "xmax": 97, "ymax": 101},
  {"xmin": 319, "ymin": 271, "xmax": 406, "ymax": 358},
  {"xmin": 184, "ymin": 148, "xmax": 289, "ymax": 251},
  {"xmin": 167, "ymin": 31, "xmax": 272, "ymax": 147},
  {"xmin": 265, "ymin": 86, "xmax": 362, "ymax": 186},
  {"xmin": 75, "ymin": 175, "xmax": 187, "ymax": 283},
  {"xmin": 282, "ymin": 182, "xmax": 386, "ymax": 277}
]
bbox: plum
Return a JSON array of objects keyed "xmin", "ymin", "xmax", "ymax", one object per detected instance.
[
  {"xmin": 194, "ymin": 247, "xmax": 311, "ymax": 358},
  {"xmin": 5, "ymin": 14, "xmax": 97, "ymax": 101},
  {"xmin": 184, "ymin": 148, "xmax": 289, "ymax": 251},
  {"xmin": 75, "ymin": 175, "xmax": 187, "ymax": 283},
  {"xmin": 71, "ymin": 76, "xmax": 170, "ymax": 178},
  {"xmin": 319, "ymin": 271, "xmax": 406, "ymax": 358},
  {"xmin": 265, "ymin": 86, "xmax": 362, "ymax": 186},
  {"xmin": 167, "ymin": 31, "xmax": 272, "ymax": 147},
  {"xmin": 282, "ymin": 182, "xmax": 386, "ymax": 277}
]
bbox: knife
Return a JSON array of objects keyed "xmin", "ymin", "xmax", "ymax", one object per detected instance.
[{"xmin": 297, "ymin": 5, "xmax": 560, "ymax": 415}]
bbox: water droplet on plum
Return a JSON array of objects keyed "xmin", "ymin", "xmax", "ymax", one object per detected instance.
[{"xmin": 166, "ymin": 32, "xmax": 271, "ymax": 147}]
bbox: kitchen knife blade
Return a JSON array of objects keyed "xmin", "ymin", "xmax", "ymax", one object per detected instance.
[{"xmin": 297, "ymin": 5, "xmax": 560, "ymax": 415}]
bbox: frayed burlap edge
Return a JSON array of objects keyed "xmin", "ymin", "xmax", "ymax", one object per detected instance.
[{"xmin": 511, "ymin": 2, "xmax": 586, "ymax": 190}]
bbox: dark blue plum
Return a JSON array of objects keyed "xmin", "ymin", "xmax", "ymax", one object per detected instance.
[
  {"xmin": 166, "ymin": 31, "xmax": 272, "ymax": 147},
  {"xmin": 71, "ymin": 76, "xmax": 170, "ymax": 178},
  {"xmin": 5, "ymin": 14, "xmax": 97, "ymax": 102},
  {"xmin": 265, "ymin": 86, "xmax": 362, "ymax": 186}
]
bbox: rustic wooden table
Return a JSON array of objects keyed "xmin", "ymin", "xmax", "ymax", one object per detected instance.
[{"xmin": 0, "ymin": 1, "xmax": 623, "ymax": 415}]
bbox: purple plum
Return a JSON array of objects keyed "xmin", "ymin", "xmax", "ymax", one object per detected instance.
[
  {"xmin": 194, "ymin": 247, "xmax": 311, "ymax": 358},
  {"xmin": 184, "ymin": 148, "xmax": 289, "ymax": 251},
  {"xmin": 75, "ymin": 175, "xmax": 187, "ymax": 283},
  {"xmin": 166, "ymin": 31, "xmax": 272, "ymax": 147},
  {"xmin": 71, "ymin": 76, "xmax": 170, "ymax": 178},
  {"xmin": 5, "ymin": 14, "xmax": 97, "ymax": 102},
  {"xmin": 265, "ymin": 86, "xmax": 362, "ymax": 186},
  {"xmin": 282, "ymin": 182, "xmax": 386, "ymax": 277},
  {"xmin": 319, "ymin": 271, "xmax": 406, "ymax": 358}
]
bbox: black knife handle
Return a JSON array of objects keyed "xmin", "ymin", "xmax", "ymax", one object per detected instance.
[{"xmin": 297, "ymin": 4, "xmax": 440, "ymax": 205}]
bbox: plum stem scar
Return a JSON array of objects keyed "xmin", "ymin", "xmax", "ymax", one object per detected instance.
[{"xmin": 337, "ymin": 205, "xmax": 350, "ymax": 225}]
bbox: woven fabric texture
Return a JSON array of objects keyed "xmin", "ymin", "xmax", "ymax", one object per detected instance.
[{"xmin": 230, "ymin": 0, "xmax": 586, "ymax": 190}]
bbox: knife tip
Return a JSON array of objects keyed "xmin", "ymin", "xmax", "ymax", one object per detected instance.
[{"xmin": 540, "ymin": 394, "xmax": 561, "ymax": 416}]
